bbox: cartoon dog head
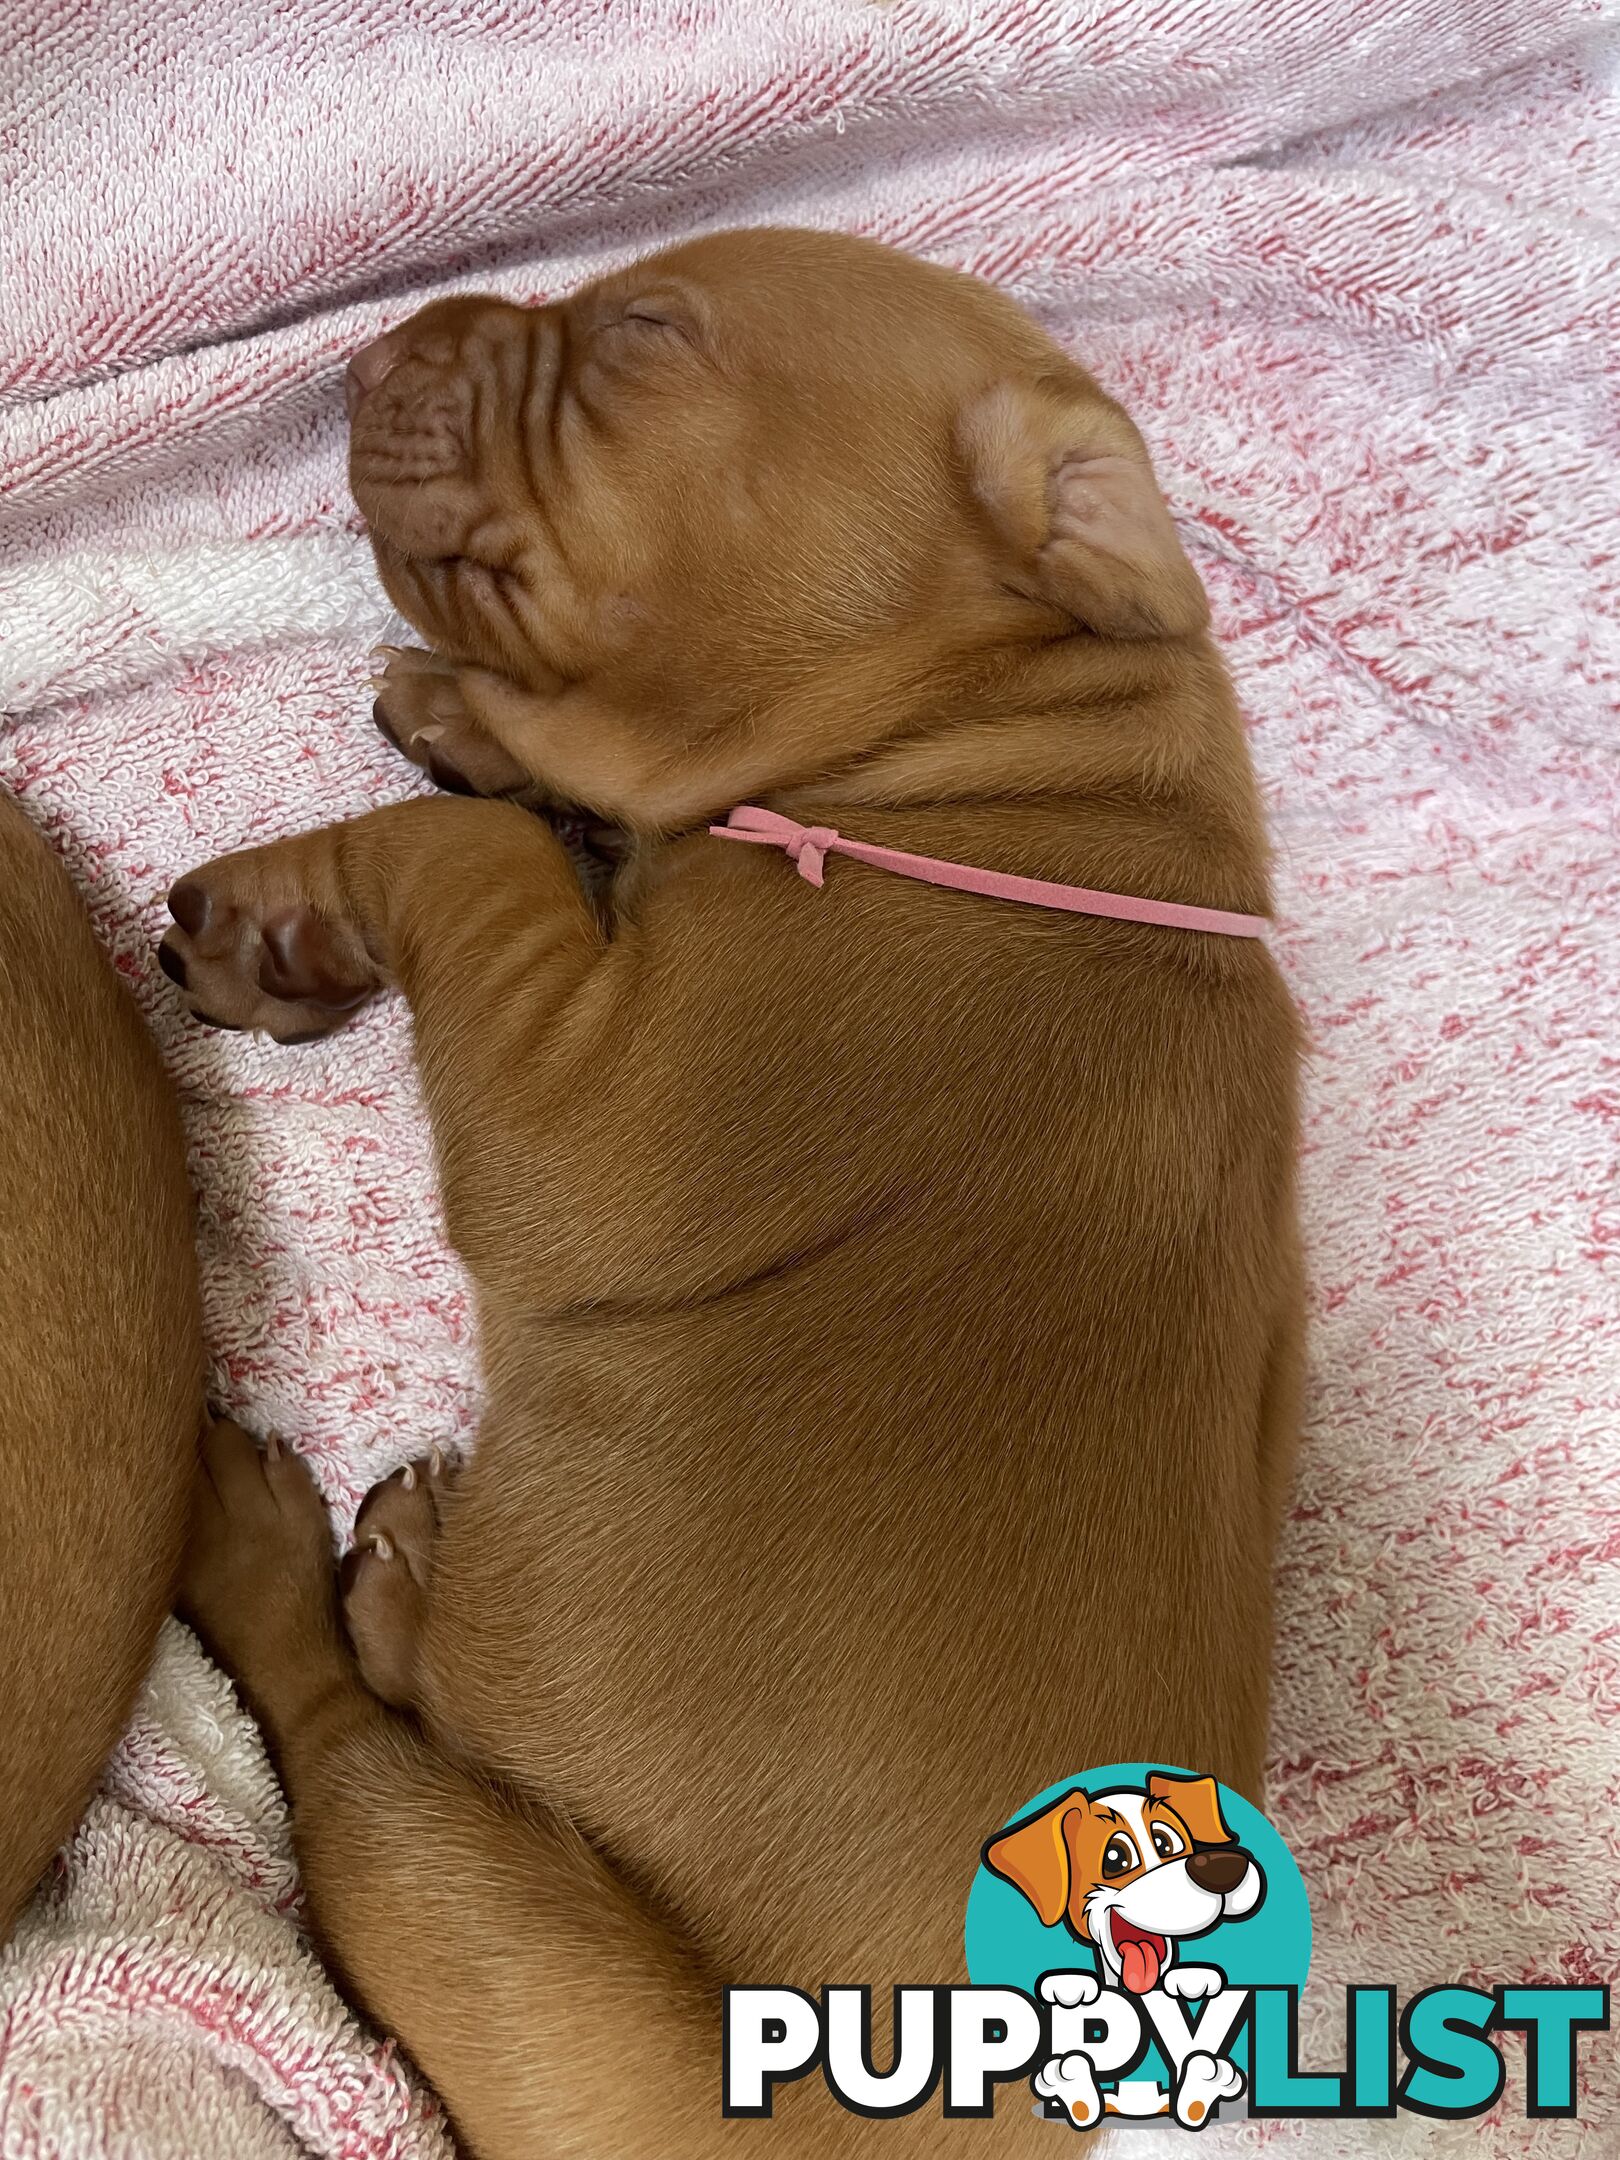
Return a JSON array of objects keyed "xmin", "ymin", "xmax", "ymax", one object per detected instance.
[{"xmin": 983, "ymin": 1774, "xmax": 1264, "ymax": 1994}]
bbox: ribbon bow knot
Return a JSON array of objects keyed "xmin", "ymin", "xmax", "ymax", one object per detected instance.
[
  {"xmin": 784, "ymin": 824, "xmax": 839, "ymax": 887},
  {"xmin": 707, "ymin": 806, "xmax": 844, "ymax": 889}
]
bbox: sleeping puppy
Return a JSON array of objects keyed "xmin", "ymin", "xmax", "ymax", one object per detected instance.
[
  {"xmin": 0, "ymin": 793, "xmax": 203, "ymax": 1938},
  {"xmin": 161, "ymin": 228, "xmax": 1302, "ymax": 2155}
]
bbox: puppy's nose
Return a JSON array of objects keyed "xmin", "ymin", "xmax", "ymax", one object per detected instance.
[
  {"xmin": 1186, "ymin": 1847, "xmax": 1249, "ymax": 1896},
  {"xmin": 345, "ymin": 329, "xmax": 405, "ymax": 416}
]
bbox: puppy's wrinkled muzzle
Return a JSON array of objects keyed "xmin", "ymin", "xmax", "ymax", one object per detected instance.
[{"xmin": 345, "ymin": 330, "xmax": 405, "ymax": 416}]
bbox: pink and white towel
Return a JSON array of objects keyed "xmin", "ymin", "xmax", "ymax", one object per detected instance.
[{"xmin": 2, "ymin": 4, "xmax": 1618, "ymax": 2153}]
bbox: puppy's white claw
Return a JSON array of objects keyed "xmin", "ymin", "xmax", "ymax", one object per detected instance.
[
  {"xmin": 428, "ymin": 1446, "xmax": 445, "ymax": 1479},
  {"xmin": 1040, "ymin": 1971, "xmax": 1101, "ymax": 2008},
  {"xmin": 368, "ymin": 1531, "xmax": 395, "ymax": 1563},
  {"xmin": 400, "ymin": 1464, "xmax": 417, "ymax": 1492}
]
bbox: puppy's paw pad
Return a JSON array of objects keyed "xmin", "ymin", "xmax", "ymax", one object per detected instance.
[
  {"xmin": 160, "ymin": 854, "xmax": 377, "ymax": 1042},
  {"xmin": 256, "ymin": 906, "xmax": 370, "ymax": 1008}
]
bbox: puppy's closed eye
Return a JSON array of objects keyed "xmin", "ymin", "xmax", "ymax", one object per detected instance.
[{"xmin": 594, "ymin": 292, "xmax": 702, "ymax": 357}]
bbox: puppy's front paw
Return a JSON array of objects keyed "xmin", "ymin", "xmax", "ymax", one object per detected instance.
[
  {"xmin": 370, "ymin": 645, "xmax": 530, "ymax": 797},
  {"xmin": 1033, "ymin": 2052, "xmax": 1104, "ymax": 2131},
  {"xmin": 158, "ymin": 844, "xmax": 379, "ymax": 1043}
]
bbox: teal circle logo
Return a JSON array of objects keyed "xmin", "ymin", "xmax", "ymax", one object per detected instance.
[
  {"xmin": 966, "ymin": 1763, "xmax": 1310, "ymax": 1995},
  {"xmin": 965, "ymin": 1765, "xmax": 1310, "ymax": 2125}
]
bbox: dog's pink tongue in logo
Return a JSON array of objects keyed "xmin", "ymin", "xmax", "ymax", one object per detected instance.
[{"xmin": 1111, "ymin": 1916, "xmax": 1168, "ymax": 1993}]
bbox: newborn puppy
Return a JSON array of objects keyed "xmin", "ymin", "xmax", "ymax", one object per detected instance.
[
  {"xmin": 0, "ymin": 793, "xmax": 203, "ymax": 1937},
  {"xmin": 164, "ymin": 229, "xmax": 1302, "ymax": 2156}
]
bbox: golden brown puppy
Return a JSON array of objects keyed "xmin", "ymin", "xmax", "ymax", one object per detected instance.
[
  {"xmin": 0, "ymin": 793, "xmax": 203, "ymax": 1936},
  {"xmin": 163, "ymin": 229, "xmax": 1302, "ymax": 2156}
]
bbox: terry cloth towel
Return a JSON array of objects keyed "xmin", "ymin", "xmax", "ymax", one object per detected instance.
[{"xmin": 2, "ymin": 5, "xmax": 1618, "ymax": 2153}]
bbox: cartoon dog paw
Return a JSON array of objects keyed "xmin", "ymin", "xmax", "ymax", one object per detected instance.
[
  {"xmin": 1034, "ymin": 2052, "xmax": 1104, "ymax": 2131},
  {"xmin": 1173, "ymin": 2050, "xmax": 1243, "ymax": 2128},
  {"xmin": 1040, "ymin": 1972, "xmax": 1102, "ymax": 2011},
  {"xmin": 1161, "ymin": 1964, "xmax": 1224, "ymax": 2002}
]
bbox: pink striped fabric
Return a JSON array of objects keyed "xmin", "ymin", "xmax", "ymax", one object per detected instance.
[{"xmin": 2, "ymin": 6, "xmax": 1618, "ymax": 2155}]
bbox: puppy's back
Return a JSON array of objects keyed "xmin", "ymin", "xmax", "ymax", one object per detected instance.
[{"xmin": 0, "ymin": 795, "xmax": 203, "ymax": 1935}]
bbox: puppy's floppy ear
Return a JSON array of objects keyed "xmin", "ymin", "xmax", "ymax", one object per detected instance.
[
  {"xmin": 983, "ymin": 1790, "xmax": 1091, "ymax": 1927},
  {"xmin": 958, "ymin": 376, "xmax": 1208, "ymax": 642},
  {"xmin": 1147, "ymin": 1773, "xmax": 1233, "ymax": 1848}
]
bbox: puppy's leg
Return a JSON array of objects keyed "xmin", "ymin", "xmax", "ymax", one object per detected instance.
[
  {"xmin": 159, "ymin": 796, "xmax": 604, "ymax": 1069},
  {"xmin": 185, "ymin": 1423, "xmax": 1009, "ymax": 2158},
  {"xmin": 181, "ymin": 1420, "xmax": 725, "ymax": 2160},
  {"xmin": 159, "ymin": 797, "xmax": 619, "ymax": 1266},
  {"xmin": 161, "ymin": 792, "xmax": 865, "ymax": 1298}
]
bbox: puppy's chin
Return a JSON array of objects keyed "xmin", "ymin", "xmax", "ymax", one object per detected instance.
[{"xmin": 366, "ymin": 538, "xmax": 477, "ymax": 667}]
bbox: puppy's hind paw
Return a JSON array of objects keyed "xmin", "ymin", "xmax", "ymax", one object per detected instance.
[
  {"xmin": 340, "ymin": 1447, "xmax": 457, "ymax": 1709},
  {"xmin": 178, "ymin": 1417, "xmax": 347, "ymax": 1734}
]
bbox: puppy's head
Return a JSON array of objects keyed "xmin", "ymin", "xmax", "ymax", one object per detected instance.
[
  {"xmin": 347, "ymin": 228, "xmax": 1207, "ymax": 824},
  {"xmin": 983, "ymin": 1775, "xmax": 1263, "ymax": 1993}
]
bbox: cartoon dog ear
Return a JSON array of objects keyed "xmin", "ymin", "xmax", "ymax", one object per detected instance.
[
  {"xmin": 957, "ymin": 376, "xmax": 1209, "ymax": 643},
  {"xmin": 1148, "ymin": 1773, "xmax": 1234, "ymax": 1848},
  {"xmin": 983, "ymin": 1791, "xmax": 1091, "ymax": 1927}
]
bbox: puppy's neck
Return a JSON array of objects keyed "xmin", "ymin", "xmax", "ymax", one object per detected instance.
[
  {"xmin": 746, "ymin": 630, "xmax": 1275, "ymax": 924},
  {"xmin": 782, "ymin": 632, "xmax": 1259, "ymax": 834}
]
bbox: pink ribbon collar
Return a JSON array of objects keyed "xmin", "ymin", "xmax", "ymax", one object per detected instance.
[{"xmin": 709, "ymin": 805, "xmax": 1267, "ymax": 940}]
